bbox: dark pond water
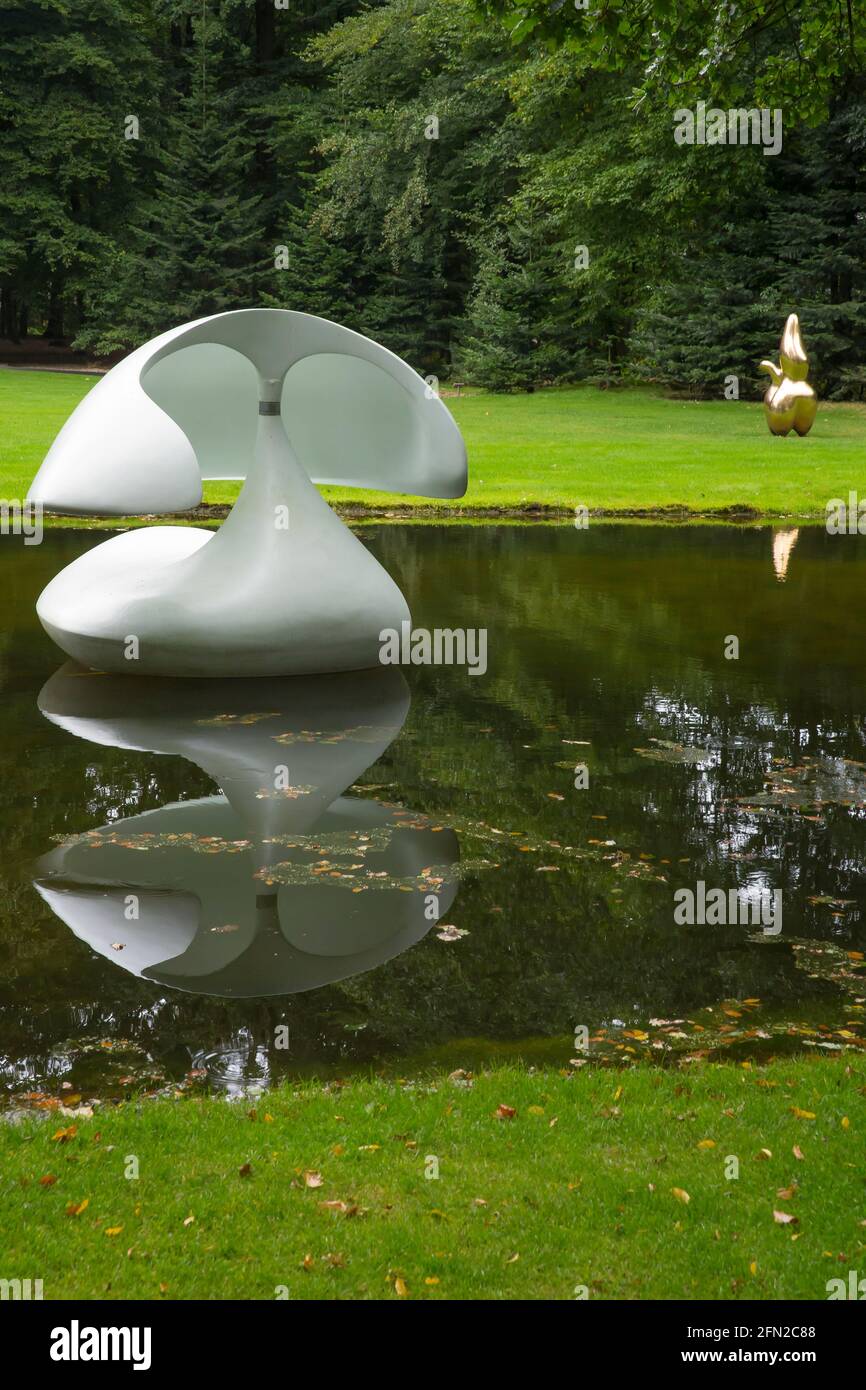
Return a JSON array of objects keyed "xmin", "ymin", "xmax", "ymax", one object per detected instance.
[{"xmin": 1, "ymin": 523, "xmax": 865, "ymax": 1102}]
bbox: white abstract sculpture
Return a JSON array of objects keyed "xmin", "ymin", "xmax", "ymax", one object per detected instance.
[
  {"xmin": 27, "ymin": 309, "xmax": 467, "ymax": 677},
  {"xmin": 34, "ymin": 664, "xmax": 460, "ymax": 996}
]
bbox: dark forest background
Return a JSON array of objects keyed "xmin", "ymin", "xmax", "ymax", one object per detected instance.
[{"xmin": 2, "ymin": 0, "xmax": 866, "ymax": 395}]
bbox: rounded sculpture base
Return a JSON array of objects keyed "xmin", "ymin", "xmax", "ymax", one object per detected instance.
[{"xmin": 37, "ymin": 519, "xmax": 409, "ymax": 679}]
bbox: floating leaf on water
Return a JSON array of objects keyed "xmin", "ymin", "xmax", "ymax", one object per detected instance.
[{"xmin": 634, "ymin": 740, "xmax": 711, "ymax": 766}]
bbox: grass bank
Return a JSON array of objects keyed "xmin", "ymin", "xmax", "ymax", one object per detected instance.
[
  {"xmin": 2, "ymin": 370, "xmax": 864, "ymax": 520},
  {"xmin": 2, "ymin": 1058, "xmax": 862, "ymax": 1300}
]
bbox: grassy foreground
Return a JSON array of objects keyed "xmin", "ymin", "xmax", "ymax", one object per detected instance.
[
  {"xmin": 2, "ymin": 1058, "xmax": 863, "ymax": 1301},
  {"xmin": 2, "ymin": 369, "xmax": 865, "ymax": 517}
]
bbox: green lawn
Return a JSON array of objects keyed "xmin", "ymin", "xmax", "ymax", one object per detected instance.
[
  {"xmin": 2, "ymin": 1058, "xmax": 862, "ymax": 1300},
  {"xmin": 2, "ymin": 369, "xmax": 865, "ymax": 518}
]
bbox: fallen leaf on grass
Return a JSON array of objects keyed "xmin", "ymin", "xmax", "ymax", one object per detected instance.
[
  {"xmin": 773, "ymin": 1210, "xmax": 798, "ymax": 1225},
  {"xmin": 105, "ymin": 1226, "xmax": 123, "ymax": 1237},
  {"xmin": 496, "ymin": 1104, "xmax": 516, "ymax": 1120},
  {"xmin": 304, "ymin": 1170, "xmax": 324, "ymax": 1188},
  {"xmin": 66, "ymin": 1198, "xmax": 89, "ymax": 1217},
  {"xmin": 790, "ymin": 1107, "xmax": 816, "ymax": 1120},
  {"xmin": 238, "ymin": 1163, "xmax": 252, "ymax": 1178},
  {"xmin": 319, "ymin": 1200, "xmax": 362, "ymax": 1217},
  {"xmin": 39, "ymin": 1174, "xmax": 58, "ymax": 1187},
  {"xmin": 793, "ymin": 1145, "xmax": 805, "ymax": 1161},
  {"xmin": 51, "ymin": 1126, "xmax": 77, "ymax": 1144},
  {"xmin": 394, "ymin": 1277, "xmax": 408, "ymax": 1298},
  {"xmin": 671, "ymin": 1187, "xmax": 690, "ymax": 1204}
]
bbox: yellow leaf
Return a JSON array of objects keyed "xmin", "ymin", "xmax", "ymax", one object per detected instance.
[
  {"xmin": 697, "ymin": 1139, "xmax": 716, "ymax": 1150},
  {"xmin": 424, "ymin": 1277, "xmax": 440, "ymax": 1286},
  {"xmin": 790, "ymin": 1107, "xmax": 815, "ymax": 1120},
  {"xmin": 105, "ymin": 1226, "xmax": 123, "ymax": 1237},
  {"xmin": 395, "ymin": 1277, "xmax": 408, "ymax": 1298},
  {"xmin": 671, "ymin": 1187, "xmax": 690, "ymax": 1204},
  {"xmin": 841, "ymin": 1116, "xmax": 850, "ymax": 1130},
  {"xmin": 749, "ymin": 1261, "xmax": 758, "ymax": 1276}
]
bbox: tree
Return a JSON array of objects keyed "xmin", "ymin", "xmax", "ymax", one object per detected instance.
[
  {"xmin": 0, "ymin": 0, "xmax": 159, "ymax": 341},
  {"xmin": 74, "ymin": 5, "xmax": 265, "ymax": 352},
  {"xmin": 478, "ymin": 1, "xmax": 866, "ymax": 125}
]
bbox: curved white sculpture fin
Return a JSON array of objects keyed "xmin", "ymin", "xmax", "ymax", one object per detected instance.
[
  {"xmin": 27, "ymin": 324, "xmax": 205, "ymax": 516},
  {"xmin": 27, "ymin": 308, "xmax": 467, "ymax": 513}
]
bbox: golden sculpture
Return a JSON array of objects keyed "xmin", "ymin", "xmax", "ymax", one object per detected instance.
[{"xmin": 759, "ymin": 313, "xmax": 817, "ymax": 436}]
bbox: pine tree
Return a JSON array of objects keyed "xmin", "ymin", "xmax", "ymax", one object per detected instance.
[
  {"xmin": 456, "ymin": 228, "xmax": 586, "ymax": 391},
  {"xmin": 0, "ymin": 0, "xmax": 158, "ymax": 342},
  {"xmin": 75, "ymin": 8, "xmax": 265, "ymax": 351}
]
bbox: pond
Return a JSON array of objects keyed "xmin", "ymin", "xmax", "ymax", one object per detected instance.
[{"xmin": 1, "ymin": 522, "xmax": 864, "ymax": 1102}]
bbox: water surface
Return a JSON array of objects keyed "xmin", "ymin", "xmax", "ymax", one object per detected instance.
[{"xmin": 1, "ymin": 523, "xmax": 864, "ymax": 1100}]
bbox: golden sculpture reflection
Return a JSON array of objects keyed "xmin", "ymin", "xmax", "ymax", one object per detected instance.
[
  {"xmin": 759, "ymin": 314, "xmax": 817, "ymax": 436},
  {"xmin": 772, "ymin": 527, "xmax": 799, "ymax": 582}
]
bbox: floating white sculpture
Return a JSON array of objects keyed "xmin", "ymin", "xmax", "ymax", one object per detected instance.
[{"xmin": 27, "ymin": 309, "xmax": 467, "ymax": 677}]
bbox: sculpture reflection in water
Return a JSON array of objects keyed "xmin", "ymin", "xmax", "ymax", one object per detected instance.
[{"xmin": 33, "ymin": 665, "xmax": 459, "ymax": 1003}]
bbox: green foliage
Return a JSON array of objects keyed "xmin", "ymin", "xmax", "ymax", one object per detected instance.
[
  {"xmin": 0, "ymin": 0, "xmax": 159, "ymax": 340},
  {"xmin": 478, "ymin": 0, "xmax": 866, "ymax": 124},
  {"xmin": 4, "ymin": 0, "xmax": 866, "ymax": 392}
]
